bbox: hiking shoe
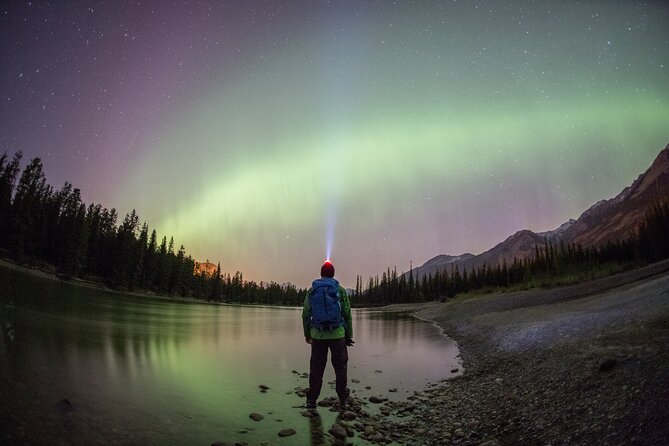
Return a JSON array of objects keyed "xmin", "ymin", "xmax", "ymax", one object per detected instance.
[{"xmin": 306, "ymin": 400, "xmax": 317, "ymax": 409}]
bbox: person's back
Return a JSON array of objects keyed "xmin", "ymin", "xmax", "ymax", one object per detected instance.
[
  {"xmin": 302, "ymin": 261, "xmax": 353, "ymax": 409},
  {"xmin": 309, "ymin": 276, "xmax": 345, "ymax": 331}
]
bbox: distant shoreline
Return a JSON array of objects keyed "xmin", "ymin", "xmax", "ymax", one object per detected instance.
[
  {"xmin": 0, "ymin": 257, "xmax": 310, "ymax": 311},
  {"xmin": 5, "ymin": 255, "xmax": 669, "ymax": 313},
  {"xmin": 0, "ymin": 257, "xmax": 225, "ymax": 306}
]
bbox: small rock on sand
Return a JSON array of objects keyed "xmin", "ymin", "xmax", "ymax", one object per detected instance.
[
  {"xmin": 599, "ymin": 358, "xmax": 617, "ymax": 372},
  {"xmin": 329, "ymin": 424, "xmax": 347, "ymax": 439},
  {"xmin": 278, "ymin": 428, "xmax": 296, "ymax": 437},
  {"xmin": 249, "ymin": 413, "xmax": 264, "ymax": 422},
  {"xmin": 341, "ymin": 410, "xmax": 357, "ymax": 421}
]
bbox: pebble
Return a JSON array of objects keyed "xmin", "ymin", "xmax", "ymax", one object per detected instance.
[
  {"xmin": 599, "ymin": 358, "xmax": 617, "ymax": 372},
  {"xmin": 341, "ymin": 410, "xmax": 357, "ymax": 421},
  {"xmin": 371, "ymin": 433, "xmax": 385, "ymax": 442},
  {"xmin": 55, "ymin": 398, "xmax": 74, "ymax": 413},
  {"xmin": 277, "ymin": 428, "xmax": 296, "ymax": 437},
  {"xmin": 248, "ymin": 413, "xmax": 263, "ymax": 422},
  {"xmin": 328, "ymin": 424, "xmax": 347, "ymax": 440}
]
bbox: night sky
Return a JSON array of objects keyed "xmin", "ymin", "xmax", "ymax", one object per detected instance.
[{"xmin": 1, "ymin": 1, "xmax": 668, "ymax": 288}]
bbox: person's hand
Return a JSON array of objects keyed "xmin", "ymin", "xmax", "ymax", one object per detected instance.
[
  {"xmin": 345, "ymin": 338, "xmax": 355, "ymax": 347},
  {"xmin": 305, "ymin": 337, "xmax": 312, "ymax": 344}
]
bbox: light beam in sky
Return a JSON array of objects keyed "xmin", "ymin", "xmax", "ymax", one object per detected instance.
[{"xmin": 325, "ymin": 206, "xmax": 335, "ymax": 262}]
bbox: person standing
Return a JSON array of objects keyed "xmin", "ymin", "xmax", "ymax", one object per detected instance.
[{"xmin": 302, "ymin": 260, "xmax": 354, "ymax": 409}]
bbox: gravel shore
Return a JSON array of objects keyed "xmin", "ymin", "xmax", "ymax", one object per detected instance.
[{"xmin": 381, "ymin": 260, "xmax": 669, "ymax": 445}]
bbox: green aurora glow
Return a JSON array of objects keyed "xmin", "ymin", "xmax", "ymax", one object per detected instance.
[{"xmin": 121, "ymin": 87, "xmax": 668, "ymax": 286}]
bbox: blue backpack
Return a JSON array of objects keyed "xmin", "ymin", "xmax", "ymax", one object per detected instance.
[{"xmin": 309, "ymin": 278, "xmax": 345, "ymax": 331}]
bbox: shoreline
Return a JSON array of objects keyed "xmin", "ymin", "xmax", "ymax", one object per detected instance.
[
  {"xmin": 0, "ymin": 257, "xmax": 296, "ymax": 310},
  {"xmin": 381, "ymin": 260, "xmax": 669, "ymax": 445},
  {"xmin": 0, "ymin": 257, "xmax": 204, "ymax": 304}
]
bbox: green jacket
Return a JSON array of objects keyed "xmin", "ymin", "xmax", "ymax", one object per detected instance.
[{"xmin": 302, "ymin": 283, "xmax": 353, "ymax": 340}]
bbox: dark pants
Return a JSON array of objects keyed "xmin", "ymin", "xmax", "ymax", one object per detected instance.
[{"xmin": 306, "ymin": 338, "xmax": 348, "ymax": 402}]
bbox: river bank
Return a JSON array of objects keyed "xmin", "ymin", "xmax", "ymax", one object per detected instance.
[
  {"xmin": 0, "ymin": 257, "xmax": 234, "ymax": 306},
  {"xmin": 378, "ymin": 259, "xmax": 669, "ymax": 445}
]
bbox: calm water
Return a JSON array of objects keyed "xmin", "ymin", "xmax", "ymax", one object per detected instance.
[{"xmin": 0, "ymin": 265, "xmax": 460, "ymax": 445}]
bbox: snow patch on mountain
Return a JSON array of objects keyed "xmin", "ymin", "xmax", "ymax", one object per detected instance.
[
  {"xmin": 537, "ymin": 219, "xmax": 577, "ymax": 242},
  {"xmin": 422, "ymin": 253, "xmax": 474, "ymax": 268}
]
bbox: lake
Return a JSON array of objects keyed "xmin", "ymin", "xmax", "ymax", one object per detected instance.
[{"xmin": 0, "ymin": 265, "xmax": 460, "ymax": 445}]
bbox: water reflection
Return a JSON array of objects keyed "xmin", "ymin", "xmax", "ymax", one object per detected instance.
[
  {"xmin": 308, "ymin": 412, "xmax": 327, "ymax": 446},
  {"xmin": 1, "ymin": 266, "xmax": 459, "ymax": 445}
]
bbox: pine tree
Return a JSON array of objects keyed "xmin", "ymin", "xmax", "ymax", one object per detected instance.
[
  {"xmin": 170, "ymin": 244, "xmax": 187, "ymax": 295},
  {"xmin": 0, "ymin": 151, "xmax": 22, "ymax": 247},
  {"xmin": 136, "ymin": 222, "xmax": 149, "ymax": 287},
  {"xmin": 11, "ymin": 157, "xmax": 49, "ymax": 259},
  {"xmin": 210, "ymin": 262, "xmax": 223, "ymax": 301},
  {"xmin": 408, "ymin": 261, "xmax": 414, "ymax": 299},
  {"xmin": 114, "ymin": 210, "xmax": 140, "ymax": 288},
  {"xmin": 60, "ymin": 194, "xmax": 88, "ymax": 277},
  {"xmin": 142, "ymin": 229, "xmax": 158, "ymax": 288},
  {"xmin": 155, "ymin": 236, "xmax": 169, "ymax": 292}
]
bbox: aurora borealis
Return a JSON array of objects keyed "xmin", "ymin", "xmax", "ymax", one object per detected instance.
[{"xmin": 1, "ymin": 1, "xmax": 668, "ymax": 287}]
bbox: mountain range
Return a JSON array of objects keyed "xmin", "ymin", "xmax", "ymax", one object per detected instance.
[{"xmin": 410, "ymin": 144, "xmax": 669, "ymax": 279}]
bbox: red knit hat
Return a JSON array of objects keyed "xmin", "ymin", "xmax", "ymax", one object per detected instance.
[{"xmin": 321, "ymin": 261, "xmax": 335, "ymax": 278}]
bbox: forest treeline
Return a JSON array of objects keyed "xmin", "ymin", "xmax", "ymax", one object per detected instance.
[
  {"xmin": 353, "ymin": 197, "xmax": 669, "ymax": 306},
  {"xmin": 1, "ymin": 151, "xmax": 667, "ymax": 308},
  {"xmin": 0, "ymin": 152, "xmax": 306, "ymax": 305}
]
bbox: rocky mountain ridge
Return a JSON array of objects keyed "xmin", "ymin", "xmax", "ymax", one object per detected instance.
[{"xmin": 410, "ymin": 144, "xmax": 669, "ymax": 279}]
